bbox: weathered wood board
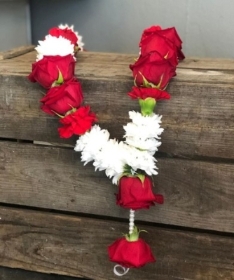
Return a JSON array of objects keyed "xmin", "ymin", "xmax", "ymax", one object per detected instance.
[
  {"xmin": 0, "ymin": 206, "xmax": 234, "ymax": 280},
  {"xmin": 0, "ymin": 52, "xmax": 234, "ymax": 159},
  {"xmin": 0, "ymin": 141, "xmax": 234, "ymax": 233}
]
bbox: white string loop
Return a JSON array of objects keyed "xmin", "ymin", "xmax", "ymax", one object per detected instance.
[{"xmin": 113, "ymin": 265, "xmax": 130, "ymax": 276}]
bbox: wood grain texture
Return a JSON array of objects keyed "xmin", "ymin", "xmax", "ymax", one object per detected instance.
[
  {"xmin": 0, "ymin": 69, "xmax": 234, "ymax": 158},
  {"xmin": 1, "ymin": 206, "xmax": 234, "ymax": 280},
  {"xmin": 1, "ymin": 141, "xmax": 234, "ymax": 233},
  {"xmin": 0, "ymin": 46, "xmax": 35, "ymax": 60},
  {"xmin": 0, "ymin": 266, "xmax": 84, "ymax": 280}
]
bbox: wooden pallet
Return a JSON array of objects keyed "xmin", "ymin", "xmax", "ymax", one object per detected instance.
[{"xmin": 0, "ymin": 46, "xmax": 234, "ymax": 280}]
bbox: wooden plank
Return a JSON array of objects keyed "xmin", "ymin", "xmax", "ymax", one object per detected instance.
[
  {"xmin": 0, "ymin": 206, "xmax": 234, "ymax": 280},
  {"xmin": 0, "ymin": 266, "xmax": 83, "ymax": 280},
  {"xmin": 7, "ymin": 50, "xmax": 234, "ymax": 71},
  {"xmin": 0, "ymin": 46, "xmax": 35, "ymax": 60},
  {"xmin": 1, "ymin": 141, "xmax": 234, "ymax": 233},
  {"xmin": 0, "ymin": 72, "xmax": 234, "ymax": 159},
  {"xmin": 1, "ymin": 51, "xmax": 234, "ymax": 84}
]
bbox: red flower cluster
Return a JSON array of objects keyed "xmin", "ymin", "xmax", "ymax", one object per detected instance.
[
  {"xmin": 109, "ymin": 25, "xmax": 184, "ymax": 270},
  {"xmin": 130, "ymin": 25, "xmax": 185, "ymax": 93},
  {"xmin": 28, "ymin": 26, "xmax": 96, "ymax": 138}
]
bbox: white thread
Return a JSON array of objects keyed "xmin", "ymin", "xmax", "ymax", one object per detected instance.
[{"xmin": 113, "ymin": 265, "xmax": 130, "ymax": 276}]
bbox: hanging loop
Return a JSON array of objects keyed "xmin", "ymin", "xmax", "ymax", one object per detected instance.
[{"xmin": 113, "ymin": 265, "xmax": 130, "ymax": 276}]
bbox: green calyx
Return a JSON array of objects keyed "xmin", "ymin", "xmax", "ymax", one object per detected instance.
[
  {"xmin": 139, "ymin": 97, "xmax": 156, "ymax": 116},
  {"xmin": 51, "ymin": 70, "xmax": 64, "ymax": 87},
  {"xmin": 125, "ymin": 226, "xmax": 148, "ymax": 242},
  {"xmin": 136, "ymin": 72, "xmax": 165, "ymax": 89},
  {"xmin": 119, "ymin": 166, "xmax": 146, "ymax": 183},
  {"xmin": 125, "ymin": 226, "xmax": 139, "ymax": 242}
]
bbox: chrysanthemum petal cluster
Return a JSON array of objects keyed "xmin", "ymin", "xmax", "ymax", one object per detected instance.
[
  {"xmin": 35, "ymin": 35, "xmax": 75, "ymax": 61},
  {"xmin": 75, "ymin": 125, "xmax": 158, "ymax": 184},
  {"xmin": 123, "ymin": 111, "xmax": 163, "ymax": 154}
]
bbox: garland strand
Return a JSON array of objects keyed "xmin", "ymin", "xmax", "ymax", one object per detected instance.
[{"xmin": 28, "ymin": 23, "xmax": 184, "ymax": 275}]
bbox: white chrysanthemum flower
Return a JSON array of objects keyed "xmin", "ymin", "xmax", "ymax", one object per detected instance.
[
  {"xmin": 123, "ymin": 111, "xmax": 164, "ymax": 153},
  {"xmin": 35, "ymin": 35, "xmax": 75, "ymax": 61},
  {"xmin": 124, "ymin": 145, "xmax": 158, "ymax": 176},
  {"xmin": 58, "ymin": 24, "xmax": 85, "ymax": 51},
  {"xmin": 93, "ymin": 140, "xmax": 126, "ymax": 183},
  {"xmin": 124, "ymin": 111, "xmax": 164, "ymax": 139},
  {"xmin": 125, "ymin": 137, "xmax": 161, "ymax": 155},
  {"xmin": 74, "ymin": 125, "xmax": 159, "ymax": 184},
  {"xmin": 74, "ymin": 125, "xmax": 110, "ymax": 164}
]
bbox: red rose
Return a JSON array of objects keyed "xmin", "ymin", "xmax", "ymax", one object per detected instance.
[
  {"xmin": 49, "ymin": 27, "xmax": 78, "ymax": 46},
  {"xmin": 40, "ymin": 78, "xmax": 83, "ymax": 115},
  {"xmin": 116, "ymin": 176, "xmax": 163, "ymax": 210},
  {"xmin": 28, "ymin": 55, "xmax": 75, "ymax": 89},
  {"xmin": 140, "ymin": 25, "xmax": 185, "ymax": 60},
  {"xmin": 108, "ymin": 237, "xmax": 155, "ymax": 268},
  {"xmin": 129, "ymin": 52, "xmax": 176, "ymax": 89},
  {"xmin": 58, "ymin": 106, "xmax": 97, "ymax": 138},
  {"xmin": 128, "ymin": 86, "xmax": 170, "ymax": 100},
  {"xmin": 140, "ymin": 32, "xmax": 178, "ymax": 67},
  {"xmin": 140, "ymin": 25, "xmax": 161, "ymax": 43}
]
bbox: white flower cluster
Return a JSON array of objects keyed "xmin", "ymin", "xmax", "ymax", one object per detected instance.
[
  {"xmin": 59, "ymin": 24, "xmax": 85, "ymax": 51},
  {"xmin": 36, "ymin": 35, "xmax": 75, "ymax": 61},
  {"xmin": 124, "ymin": 111, "xmax": 163, "ymax": 155},
  {"xmin": 74, "ymin": 125, "xmax": 158, "ymax": 184},
  {"xmin": 35, "ymin": 24, "xmax": 85, "ymax": 61}
]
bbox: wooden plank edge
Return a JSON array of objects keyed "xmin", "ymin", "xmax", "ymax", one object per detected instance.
[
  {"xmin": 0, "ymin": 206, "xmax": 234, "ymax": 280},
  {"xmin": 0, "ymin": 266, "xmax": 86, "ymax": 280},
  {"xmin": 0, "ymin": 45, "xmax": 35, "ymax": 60}
]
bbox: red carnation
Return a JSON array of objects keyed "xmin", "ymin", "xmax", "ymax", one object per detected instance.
[
  {"xmin": 129, "ymin": 52, "xmax": 176, "ymax": 89},
  {"xmin": 49, "ymin": 27, "xmax": 78, "ymax": 46},
  {"xmin": 116, "ymin": 176, "xmax": 163, "ymax": 210},
  {"xmin": 28, "ymin": 55, "xmax": 75, "ymax": 89},
  {"xmin": 140, "ymin": 25, "xmax": 185, "ymax": 60},
  {"xmin": 40, "ymin": 78, "xmax": 83, "ymax": 115},
  {"xmin": 108, "ymin": 237, "xmax": 155, "ymax": 268},
  {"xmin": 128, "ymin": 86, "xmax": 170, "ymax": 100},
  {"xmin": 58, "ymin": 106, "xmax": 97, "ymax": 138}
]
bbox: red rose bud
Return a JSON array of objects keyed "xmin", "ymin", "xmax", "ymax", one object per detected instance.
[
  {"xmin": 58, "ymin": 106, "xmax": 97, "ymax": 138},
  {"xmin": 49, "ymin": 27, "xmax": 78, "ymax": 46},
  {"xmin": 130, "ymin": 52, "xmax": 176, "ymax": 89},
  {"xmin": 140, "ymin": 25, "xmax": 185, "ymax": 60},
  {"xmin": 128, "ymin": 86, "xmax": 170, "ymax": 101},
  {"xmin": 40, "ymin": 78, "xmax": 83, "ymax": 115},
  {"xmin": 28, "ymin": 55, "xmax": 75, "ymax": 89},
  {"xmin": 116, "ymin": 175, "xmax": 164, "ymax": 210},
  {"xmin": 108, "ymin": 237, "xmax": 155, "ymax": 268}
]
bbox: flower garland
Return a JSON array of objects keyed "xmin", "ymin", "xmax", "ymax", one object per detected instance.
[{"xmin": 28, "ymin": 24, "xmax": 184, "ymax": 276}]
